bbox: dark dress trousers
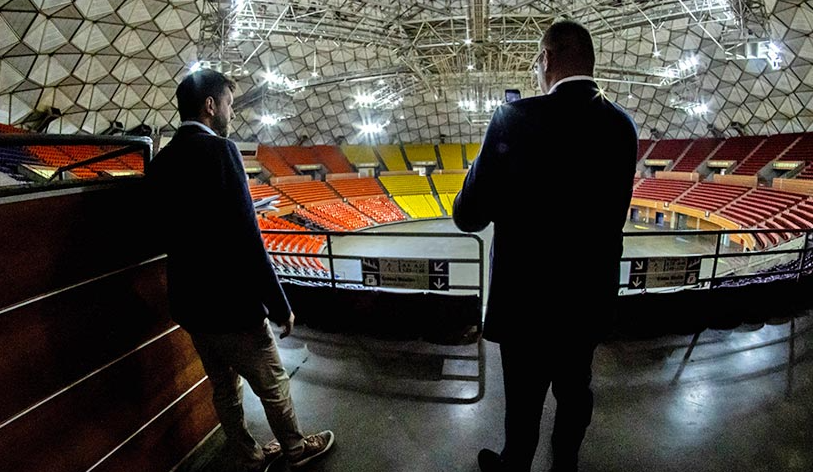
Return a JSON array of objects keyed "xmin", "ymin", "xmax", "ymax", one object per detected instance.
[
  {"xmin": 453, "ymin": 80, "xmax": 638, "ymax": 470},
  {"xmin": 146, "ymin": 125, "xmax": 291, "ymax": 334}
]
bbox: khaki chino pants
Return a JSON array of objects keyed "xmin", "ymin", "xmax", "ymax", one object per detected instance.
[{"xmin": 190, "ymin": 319, "xmax": 306, "ymax": 463}]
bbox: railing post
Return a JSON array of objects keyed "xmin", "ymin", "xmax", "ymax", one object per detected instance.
[
  {"xmin": 326, "ymin": 231, "xmax": 336, "ymax": 289},
  {"xmin": 795, "ymin": 229, "xmax": 812, "ymax": 283},
  {"xmin": 710, "ymin": 230, "xmax": 723, "ymax": 287}
]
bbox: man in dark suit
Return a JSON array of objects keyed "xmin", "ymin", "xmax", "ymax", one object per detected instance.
[
  {"xmin": 146, "ymin": 69, "xmax": 334, "ymax": 471},
  {"xmin": 453, "ymin": 20, "xmax": 638, "ymax": 472}
]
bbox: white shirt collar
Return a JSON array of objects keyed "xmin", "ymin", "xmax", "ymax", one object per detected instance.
[
  {"xmin": 547, "ymin": 75, "xmax": 595, "ymax": 95},
  {"xmin": 179, "ymin": 120, "xmax": 217, "ymax": 136}
]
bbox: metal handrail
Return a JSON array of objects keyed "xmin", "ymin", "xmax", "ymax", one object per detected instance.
[
  {"xmin": 262, "ymin": 225, "xmax": 813, "ymax": 299},
  {"xmin": 259, "ymin": 228, "xmax": 485, "ymax": 309},
  {"xmin": 0, "ymin": 134, "xmax": 152, "ymax": 183},
  {"xmin": 619, "ymin": 227, "xmax": 813, "ymax": 294}
]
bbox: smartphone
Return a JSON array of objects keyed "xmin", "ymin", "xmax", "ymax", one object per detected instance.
[{"xmin": 505, "ymin": 89, "xmax": 521, "ymax": 103}]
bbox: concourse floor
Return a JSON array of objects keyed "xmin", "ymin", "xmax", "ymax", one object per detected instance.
[{"xmin": 179, "ymin": 314, "xmax": 813, "ymax": 472}]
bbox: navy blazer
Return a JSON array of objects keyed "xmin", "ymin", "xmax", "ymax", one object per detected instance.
[
  {"xmin": 453, "ymin": 80, "xmax": 638, "ymax": 343},
  {"xmin": 146, "ymin": 125, "xmax": 292, "ymax": 333}
]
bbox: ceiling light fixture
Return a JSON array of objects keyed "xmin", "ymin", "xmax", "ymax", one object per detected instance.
[{"xmin": 652, "ymin": 54, "xmax": 701, "ymax": 86}]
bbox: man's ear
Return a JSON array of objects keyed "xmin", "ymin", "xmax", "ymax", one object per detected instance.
[
  {"xmin": 542, "ymin": 49, "xmax": 551, "ymax": 73},
  {"xmin": 204, "ymin": 96, "xmax": 216, "ymax": 116}
]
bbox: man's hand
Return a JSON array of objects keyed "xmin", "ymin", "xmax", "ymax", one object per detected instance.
[{"xmin": 278, "ymin": 311, "xmax": 295, "ymax": 339}]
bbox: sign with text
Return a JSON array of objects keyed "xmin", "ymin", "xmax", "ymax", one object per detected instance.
[
  {"xmin": 361, "ymin": 257, "xmax": 450, "ymax": 291},
  {"xmin": 628, "ymin": 256, "xmax": 702, "ymax": 289}
]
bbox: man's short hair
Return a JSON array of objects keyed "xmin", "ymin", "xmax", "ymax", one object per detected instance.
[
  {"xmin": 541, "ymin": 19, "xmax": 596, "ymax": 71},
  {"xmin": 176, "ymin": 69, "xmax": 237, "ymax": 121}
]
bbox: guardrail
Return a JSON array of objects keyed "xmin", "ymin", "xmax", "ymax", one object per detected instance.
[
  {"xmin": 619, "ymin": 227, "xmax": 813, "ymax": 294},
  {"xmin": 262, "ymin": 226, "xmax": 813, "ymax": 300}
]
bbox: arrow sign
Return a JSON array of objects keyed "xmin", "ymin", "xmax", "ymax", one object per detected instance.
[
  {"xmin": 631, "ymin": 258, "xmax": 647, "ymax": 273},
  {"xmin": 431, "ymin": 276, "xmax": 448, "ymax": 290},
  {"xmin": 360, "ymin": 257, "xmax": 450, "ymax": 291},
  {"xmin": 430, "ymin": 260, "xmax": 448, "ymax": 274},
  {"xmin": 630, "ymin": 276, "xmax": 645, "ymax": 288},
  {"xmin": 629, "ymin": 256, "xmax": 702, "ymax": 289},
  {"xmin": 361, "ymin": 258, "xmax": 379, "ymax": 270}
]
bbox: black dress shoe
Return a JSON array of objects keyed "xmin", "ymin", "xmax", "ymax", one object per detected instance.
[{"xmin": 478, "ymin": 449, "xmax": 504, "ymax": 472}]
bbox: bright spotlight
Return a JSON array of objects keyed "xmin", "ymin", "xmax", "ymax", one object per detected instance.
[
  {"xmin": 355, "ymin": 93, "xmax": 376, "ymax": 107},
  {"xmin": 357, "ymin": 120, "xmax": 390, "ymax": 134},
  {"xmin": 688, "ymin": 102, "xmax": 708, "ymax": 116},
  {"xmin": 261, "ymin": 115, "xmax": 280, "ymax": 125}
]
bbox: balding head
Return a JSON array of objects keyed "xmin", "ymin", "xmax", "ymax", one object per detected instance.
[{"xmin": 536, "ymin": 20, "xmax": 595, "ymax": 93}]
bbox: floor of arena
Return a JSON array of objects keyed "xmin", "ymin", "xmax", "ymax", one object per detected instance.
[{"xmin": 176, "ymin": 219, "xmax": 813, "ymax": 472}]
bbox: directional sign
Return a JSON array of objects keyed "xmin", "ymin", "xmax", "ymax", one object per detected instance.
[
  {"xmin": 628, "ymin": 256, "xmax": 702, "ymax": 289},
  {"xmin": 361, "ymin": 257, "xmax": 450, "ymax": 291}
]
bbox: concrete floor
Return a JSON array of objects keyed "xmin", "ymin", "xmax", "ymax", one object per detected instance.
[
  {"xmin": 178, "ymin": 315, "xmax": 813, "ymax": 472},
  {"xmin": 177, "ymin": 219, "xmax": 813, "ymax": 472}
]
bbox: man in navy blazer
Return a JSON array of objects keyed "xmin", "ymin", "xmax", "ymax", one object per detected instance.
[
  {"xmin": 147, "ymin": 69, "xmax": 334, "ymax": 471},
  {"xmin": 453, "ymin": 20, "xmax": 638, "ymax": 472}
]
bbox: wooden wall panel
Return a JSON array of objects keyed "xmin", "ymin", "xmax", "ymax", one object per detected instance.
[
  {"xmin": 0, "ymin": 180, "xmax": 162, "ymax": 308},
  {"xmin": 0, "ymin": 261, "xmax": 173, "ymax": 424},
  {"xmin": 772, "ymin": 177, "xmax": 813, "ymax": 196},
  {"xmin": 0, "ymin": 327, "xmax": 208, "ymax": 472},
  {"xmin": 0, "ymin": 180, "xmax": 214, "ymax": 472},
  {"xmin": 712, "ymin": 173, "xmax": 758, "ymax": 188},
  {"xmin": 654, "ymin": 170, "xmax": 700, "ymax": 181},
  {"xmin": 91, "ymin": 381, "xmax": 217, "ymax": 472}
]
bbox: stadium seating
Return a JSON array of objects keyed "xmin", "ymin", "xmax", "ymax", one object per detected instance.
[
  {"xmin": 712, "ymin": 188, "xmax": 804, "ymax": 247},
  {"xmin": 348, "ymin": 195, "xmax": 407, "ymax": 223},
  {"xmin": 326, "ymin": 176, "xmax": 386, "ymax": 198},
  {"xmin": 632, "ymin": 178, "xmax": 694, "ymax": 201},
  {"xmin": 670, "ymin": 138, "xmax": 722, "ymax": 172},
  {"xmin": 340, "ymin": 144, "xmax": 380, "ymax": 169},
  {"xmin": 248, "ymin": 183, "xmax": 296, "ymax": 209},
  {"xmin": 402, "ymin": 144, "xmax": 438, "ymax": 167},
  {"xmin": 795, "ymin": 163, "xmax": 813, "ymax": 180},
  {"xmin": 378, "ymin": 174, "xmax": 433, "ymax": 195},
  {"xmin": 25, "ymin": 145, "xmax": 97, "ymax": 179},
  {"xmin": 464, "ymin": 143, "xmax": 481, "ymax": 166},
  {"xmin": 257, "ymin": 214, "xmax": 328, "ymax": 275},
  {"xmin": 776, "ymin": 132, "xmax": 811, "ymax": 163},
  {"xmin": 301, "ymin": 201, "xmax": 376, "ymax": 230},
  {"xmin": 376, "ymin": 144, "xmax": 409, "ymax": 171},
  {"xmin": 633, "ymin": 177, "xmax": 810, "ymax": 249},
  {"xmin": 709, "ymin": 135, "xmax": 764, "ymax": 171},
  {"xmin": 311, "ymin": 145, "xmax": 355, "ymax": 173},
  {"xmin": 272, "ymin": 145, "xmax": 320, "ymax": 168},
  {"xmin": 394, "ymin": 194, "xmax": 443, "ymax": 218},
  {"xmin": 256, "ymin": 144, "xmax": 297, "ymax": 176},
  {"xmin": 57, "ymin": 145, "xmax": 134, "ymax": 174},
  {"xmin": 437, "ymin": 144, "xmax": 465, "ymax": 169},
  {"xmin": 675, "ymin": 181, "xmax": 749, "ymax": 211},
  {"xmin": 7, "ymin": 133, "xmax": 813, "ymax": 258},
  {"xmin": 647, "ymin": 139, "xmax": 692, "ymax": 165},
  {"xmin": 269, "ymin": 145, "xmax": 353, "ymax": 174},
  {"xmin": 379, "ymin": 174, "xmax": 442, "ymax": 217},
  {"xmin": 273, "ymin": 180, "xmax": 341, "ymax": 205},
  {"xmin": 733, "ymin": 133, "xmax": 798, "ymax": 175},
  {"xmin": 637, "ymin": 139, "xmax": 654, "ymax": 161},
  {"xmin": 431, "ymin": 172, "xmax": 466, "ymax": 215}
]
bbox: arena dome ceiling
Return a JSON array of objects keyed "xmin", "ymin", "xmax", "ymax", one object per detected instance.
[{"xmin": 0, "ymin": 0, "xmax": 811, "ymax": 145}]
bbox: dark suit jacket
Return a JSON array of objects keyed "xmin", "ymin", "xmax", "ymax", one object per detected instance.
[
  {"xmin": 453, "ymin": 80, "xmax": 638, "ymax": 343},
  {"xmin": 146, "ymin": 125, "xmax": 291, "ymax": 333}
]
